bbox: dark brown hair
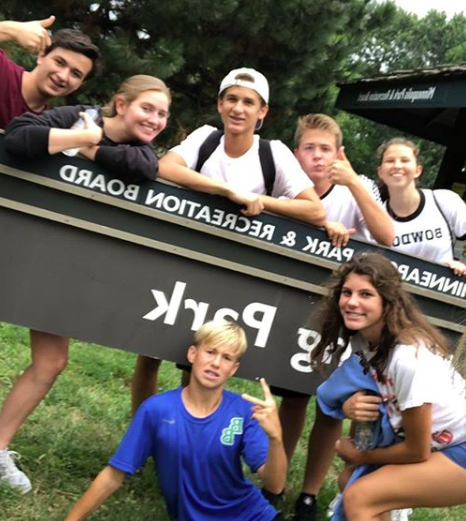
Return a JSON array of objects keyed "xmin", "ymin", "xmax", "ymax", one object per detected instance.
[
  {"xmin": 44, "ymin": 29, "xmax": 100, "ymax": 70},
  {"xmin": 311, "ymin": 252, "xmax": 449, "ymax": 378},
  {"xmin": 377, "ymin": 138, "xmax": 421, "ymax": 201}
]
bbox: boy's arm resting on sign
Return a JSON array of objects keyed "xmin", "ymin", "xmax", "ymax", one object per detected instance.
[
  {"xmin": 63, "ymin": 466, "xmax": 125, "ymax": 521},
  {"xmin": 159, "ymin": 151, "xmax": 265, "ymax": 215},
  {"xmin": 259, "ymin": 187, "xmax": 326, "ymax": 227},
  {"xmin": 330, "ymin": 147, "xmax": 395, "ymax": 246},
  {"xmin": 0, "ymin": 16, "xmax": 55, "ymax": 53}
]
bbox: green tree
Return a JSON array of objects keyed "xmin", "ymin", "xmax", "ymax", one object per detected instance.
[
  {"xmin": 1, "ymin": 0, "xmax": 392, "ymax": 147},
  {"xmin": 338, "ymin": 3, "xmax": 466, "ymax": 187}
]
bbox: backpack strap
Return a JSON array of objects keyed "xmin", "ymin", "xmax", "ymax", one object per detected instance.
[
  {"xmin": 258, "ymin": 138, "xmax": 276, "ymax": 196},
  {"xmin": 195, "ymin": 130, "xmax": 223, "ymax": 173},
  {"xmin": 195, "ymin": 130, "xmax": 276, "ymax": 196}
]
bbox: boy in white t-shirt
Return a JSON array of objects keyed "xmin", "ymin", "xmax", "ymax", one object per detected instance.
[
  {"xmin": 294, "ymin": 113, "xmax": 394, "ymax": 248},
  {"xmin": 158, "ymin": 67, "xmax": 325, "ymax": 225},
  {"xmin": 287, "ymin": 114, "xmax": 395, "ymax": 521},
  {"xmin": 131, "ymin": 69, "xmax": 326, "ymax": 422}
]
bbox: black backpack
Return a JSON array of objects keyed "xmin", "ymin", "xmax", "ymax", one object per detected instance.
[{"xmin": 194, "ymin": 129, "xmax": 276, "ymax": 196}]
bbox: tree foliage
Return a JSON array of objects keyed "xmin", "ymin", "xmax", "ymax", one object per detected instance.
[
  {"xmin": 0, "ymin": 0, "xmax": 391, "ymax": 146},
  {"xmin": 6, "ymin": 0, "xmax": 464, "ymax": 187},
  {"xmin": 338, "ymin": 3, "xmax": 466, "ymax": 187}
]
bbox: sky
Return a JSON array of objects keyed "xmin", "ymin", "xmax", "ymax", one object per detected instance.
[{"xmin": 378, "ymin": 0, "xmax": 465, "ymax": 18}]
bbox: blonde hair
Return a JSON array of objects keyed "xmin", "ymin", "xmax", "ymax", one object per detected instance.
[
  {"xmin": 294, "ymin": 113, "xmax": 343, "ymax": 149},
  {"xmin": 103, "ymin": 75, "xmax": 171, "ymax": 117},
  {"xmin": 194, "ymin": 320, "xmax": 248, "ymax": 359}
]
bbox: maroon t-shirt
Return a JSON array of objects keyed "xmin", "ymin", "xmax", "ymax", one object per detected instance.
[{"xmin": 0, "ymin": 49, "xmax": 42, "ymax": 129}]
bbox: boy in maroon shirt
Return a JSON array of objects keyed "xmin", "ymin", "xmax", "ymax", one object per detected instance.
[
  {"xmin": 0, "ymin": 17, "xmax": 99, "ymax": 494},
  {"xmin": 0, "ymin": 17, "xmax": 99, "ymax": 128}
]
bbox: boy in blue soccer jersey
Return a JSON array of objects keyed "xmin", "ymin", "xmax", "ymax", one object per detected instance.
[{"xmin": 63, "ymin": 321, "xmax": 287, "ymax": 521}]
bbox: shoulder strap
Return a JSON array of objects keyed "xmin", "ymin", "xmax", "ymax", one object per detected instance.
[
  {"xmin": 431, "ymin": 190, "xmax": 455, "ymax": 256},
  {"xmin": 258, "ymin": 138, "xmax": 276, "ymax": 196},
  {"xmin": 195, "ymin": 130, "xmax": 276, "ymax": 195},
  {"xmin": 195, "ymin": 129, "xmax": 223, "ymax": 172}
]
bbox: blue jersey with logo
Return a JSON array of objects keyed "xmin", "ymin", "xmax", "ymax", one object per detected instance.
[{"xmin": 109, "ymin": 388, "xmax": 276, "ymax": 521}]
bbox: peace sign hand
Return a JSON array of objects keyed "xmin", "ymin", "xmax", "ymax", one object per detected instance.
[{"xmin": 242, "ymin": 378, "xmax": 282, "ymax": 441}]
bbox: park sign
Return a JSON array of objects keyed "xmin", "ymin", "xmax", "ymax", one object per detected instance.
[
  {"xmin": 335, "ymin": 69, "xmax": 466, "ymax": 146},
  {"xmin": 335, "ymin": 64, "xmax": 466, "ymax": 192},
  {"xmin": 0, "ymin": 133, "xmax": 464, "ymax": 394}
]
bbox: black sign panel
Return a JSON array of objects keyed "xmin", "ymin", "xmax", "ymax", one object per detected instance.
[
  {"xmin": 0, "ymin": 207, "xmax": 328, "ymax": 394},
  {"xmin": 336, "ymin": 79, "xmax": 466, "ymax": 110},
  {"xmin": 0, "ymin": 134, "xmax": 464, "ymax": 394}
]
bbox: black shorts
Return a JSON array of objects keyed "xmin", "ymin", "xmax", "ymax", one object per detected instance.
[{"xmin": 269, "ymin": 385, "xmax": 310, "ymax": 399}]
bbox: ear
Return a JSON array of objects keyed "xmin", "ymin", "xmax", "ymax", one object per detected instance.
[
  {"xmin": 217, "ymin": 97, "xmax": 223, "ymax": 114},
  {"xmin": 228, "ymin": 360, "xmax": 240, "ymax": 378},
  {"xmin": 414, "ymin": 164, "xmax": 423, "ymax": 179},
  {"xmin": 36, "ymin": 51, "xmax": 45, "ymax": 65},
  {"xmin": 257, "ymin": 103, "xmax": 269, "ymax": 122},
  {"xmin": 187, "ymin": 344, "xmax": 197, "ymax": 364},
  {"xmin": 115, "ymin": 95, "xmax": 127, "ymax": 116}
]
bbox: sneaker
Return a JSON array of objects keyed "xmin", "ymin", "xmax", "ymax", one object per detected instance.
[
  {"xmin": 391, "ymin": 509, "xmax": 413, "ymax": 521},
  {"xmin": 292, "ymin": 493, "xmax": 317, "ymax": 521},
  {"xmin": 261, "ymin": 487, "xmax": 284, "ymax": 507},
  {"xmin": 326, "ymin": 492, "xmax": 342, "ymax": 518},
  {"xmin": 0, "ymin": 449, "xmax": 32, "ymax": 494}
]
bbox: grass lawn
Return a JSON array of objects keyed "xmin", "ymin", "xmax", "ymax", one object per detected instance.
[{"xmin": 0, "ymin": 322, "xmax": 465, "ymax": 520}]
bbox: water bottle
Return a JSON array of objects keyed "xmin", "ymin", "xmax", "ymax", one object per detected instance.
[
  {"xmin": 353, "ymin": 420, "xmax": 375, "ymax": 450},
  {"xmin": 62, "ymin": 108, "xmax": 100, "ymax": 157}
]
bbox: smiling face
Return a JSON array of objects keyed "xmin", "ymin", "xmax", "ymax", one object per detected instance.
[
  {"xmin": 35, "ymin": 47, "xmax": 94, "ymax": 99},
  {"xmin": 217, "ymin": 86, "xmax": 268, "ymax": 136},
  {"xmin": 116, "ymin": 90, "xmax": 169, "ymax": 143},
  {"xmin": 339, "ymin": 272, "xmax": 385, "ymax": 344},
  {"xmin": 187, "ymin": 342, "xmax": 240, "ymax": 390},
  {"xmin": 294, "ymin": 129, "xmax": 338, "ymax": 186},
  {"xmin": 377, "ymin": 144, "xmax": 423, "ymax": 191}
]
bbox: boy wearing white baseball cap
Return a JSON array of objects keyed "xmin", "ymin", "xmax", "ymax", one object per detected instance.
[
  {"xmin": 131, "ymin": 68, "xmax": 326, "ymax": 459},
  {"xmin": 157, "ymin": 66, "xmax": 325, "ymax": 224}
]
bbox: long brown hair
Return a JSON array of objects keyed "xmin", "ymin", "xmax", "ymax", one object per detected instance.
[{"xmin": 311, "ymin": 252, "xmax": 449, "ymax": 378}]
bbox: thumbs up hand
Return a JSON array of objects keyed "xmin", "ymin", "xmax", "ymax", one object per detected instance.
[
  {"xmin": 329, "ymin": 146, "xmax": 358, "ymax": 187},
  {"xmin": 11, "ymin": 15, "xmax": 55, "ymax": 53}
]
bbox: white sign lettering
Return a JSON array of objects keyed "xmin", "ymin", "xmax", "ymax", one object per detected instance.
[{"xmin": 143, "ymin": 281, "xmax": 277, "ymax": 348}]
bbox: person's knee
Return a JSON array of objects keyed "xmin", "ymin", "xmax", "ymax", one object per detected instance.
[
  {"xmin": 343, "ymin": 483, "xmax": 365, "ymax": 520},
  {"xmin": 30, "ymin": 350, "xmax": 68, "ymax": 383}
]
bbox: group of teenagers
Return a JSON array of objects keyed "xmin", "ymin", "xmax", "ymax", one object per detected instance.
[{"xmin": 1, "ymin": 14, "xmax": 466, "ymax": 521}]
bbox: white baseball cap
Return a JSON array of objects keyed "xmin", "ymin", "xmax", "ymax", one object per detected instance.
[{"xmin": 218, "ymin": 67, "xmax": 269, "ymax": 104}]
